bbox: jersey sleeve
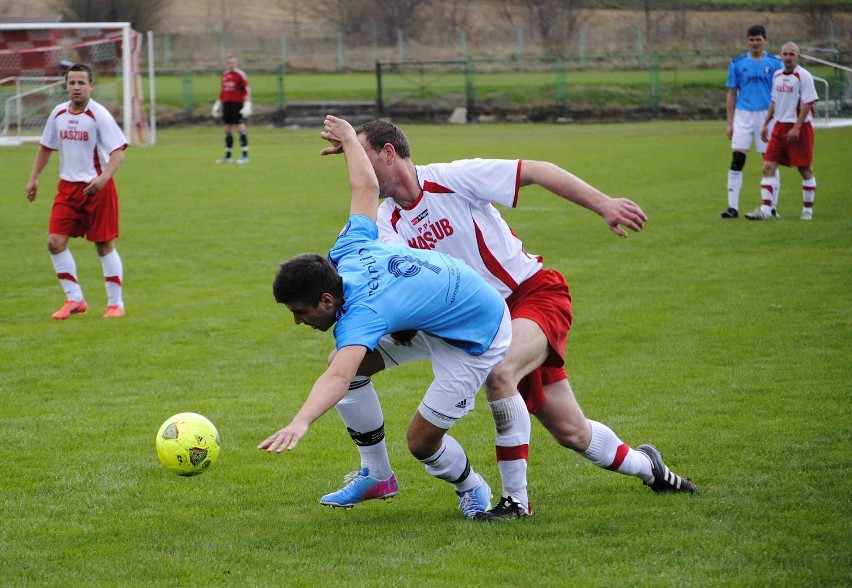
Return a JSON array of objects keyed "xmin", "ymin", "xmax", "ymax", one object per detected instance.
[
  {"xmin": 39, "ymin": 105, "xmax": 61, "ymax": 150},
  {"xmin": 800, "ymin": 70, "xmax": 819, "ymax": 104},
  {"xmin": 95, "ymin": 104, "xmax": 128, "ymax": 155},
  {"xmin": 427, "ymin": 159, "xmax": 521, "ymax": 208},
  {"xmin": 333, "ymin": 304, "xmax": 389, "ymax": 351},
  {"xmin": 329, "ymin": 215, "xmax": 378, "ymax": 267},
  {"xmin": 725, "ymin": 59, "xmax": 738, "ymax": 89}
]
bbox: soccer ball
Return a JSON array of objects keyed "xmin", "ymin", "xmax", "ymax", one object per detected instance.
[{"xmin": 156, "ymin": 412, "xmax": 220, "ymax": 476}]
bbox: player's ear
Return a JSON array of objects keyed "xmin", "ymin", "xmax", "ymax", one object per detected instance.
[{"xmin": 383, "ymin": 143, "xmax": 395, "ymax": 165}]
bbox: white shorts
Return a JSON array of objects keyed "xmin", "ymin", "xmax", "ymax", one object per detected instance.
[
  {"xmin": 376, "ymin": 305, "xmax": 512, "ymax": 429},
  {"xmin": 731, "ymin": 109, "xmax": 773, "ymax": 153}
]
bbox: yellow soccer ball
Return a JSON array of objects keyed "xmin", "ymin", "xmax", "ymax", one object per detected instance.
[{"xmin": 156, "ymin": 412, "xmax": 220, "ymax": 476}]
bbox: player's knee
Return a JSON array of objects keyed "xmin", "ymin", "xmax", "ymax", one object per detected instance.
[
  {"xmin": 484, "ymin": 364, "xmax": 516, "ymax": 400},
  {"xmin": 47, "ymin": 236, "xmax": 65, "ymax": 254},
  {"xmin": 730, "ymin": 151, "xmax": 746, "ymax": 171}
]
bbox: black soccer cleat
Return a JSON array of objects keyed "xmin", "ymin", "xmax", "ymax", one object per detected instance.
[
  {"xmin": 720, "ymin": 207, "xmax": 739, "ymax": 219},
  {"xmin": 473, "ymin": 495, "xmax": 531, "ymax": 521},
  {"xmin": 637, "ymin": 444, "xmax": 697, "ymax": 494}
]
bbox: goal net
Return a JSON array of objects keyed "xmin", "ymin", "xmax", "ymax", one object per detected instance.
[{"xmin": 0, "ymin": 22, "xmax": 149, "ymax": 145}]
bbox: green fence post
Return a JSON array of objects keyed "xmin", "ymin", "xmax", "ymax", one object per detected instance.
[
  {"xmin": 182, "ymin": 69, "xmax": 193, "ymax": 114},
  {"xmin": 650, "ymin": 54, "xmax": 660, "ymax": 110},
  {"xmin": 376, "ymin": 61, "xmax": 384, "ymax": 117},
  {"xmin": 465, "ymin": 59, "xmax": 475, "ymax": 119},
  {"xmin": 556, "ymin": 56, "xmax": 567, "ymax": 111}
]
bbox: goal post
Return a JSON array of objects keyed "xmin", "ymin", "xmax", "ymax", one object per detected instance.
[{"xmin": 0, "ymin": 22, "xmax": 155, "ymax": 145}]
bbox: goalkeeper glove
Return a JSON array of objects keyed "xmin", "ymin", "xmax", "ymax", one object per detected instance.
[
  {"xmin": 240, "ymin": 101, "xmax": 252, "ymax": 117},
  {"xmin": 211, "ymin": 100, "xmax": 222, "ymax": 118}
]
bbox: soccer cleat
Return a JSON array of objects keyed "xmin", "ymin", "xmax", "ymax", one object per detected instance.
[
  {"xmin": 216, "ymin": 157, "xmax": 233, "ymax": 164},
  {"xmin": 51, "ymin": 299, "xmax": 87, "ymax": 320},
  {"xmin": 236, "ymin": 157, "xmax": 250, "ymax": 164},
  {"xmin": 456, "ymin": 478, "xmax": 492, "ymax": 519},
  {"xmin": 801, "ymin": 209, "xmax": 813, "ymax": 221},
  {"xmin": 319, "ymin": 467, "xmax": 398, "ymax": 508},
  {"xmin": 771, "ymin": 209, "xmax": 780, "ymax": 218},
  {"xmin": 473, "ymin": 494, "xmax": 531, "ymax": 521},
  {"xmin": 720, "ymin": 207, "xmax": 738, "ymax": 219},
  {"xmin": 102, "ymin": 305, "xmax": 125, "ymax": 318},
  {"xmin": 637, "ymin": 444, "xmax": 697, "ymax": 494},
  {"xmin": 745, "ymin": 207, "xmax": 774, "ymax": 221}
]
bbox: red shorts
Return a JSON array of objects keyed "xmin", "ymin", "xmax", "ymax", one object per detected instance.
[
  {"xmin": 764, "ymin": 122, "xmax": 814, "ymax": 168},
  {"xmin": 506, "ymin": 269, "xmax": 573, "ymax": 414},
  {"xmin": 49, "ymin": 178, "xmax": 119, "ymax": 242}
]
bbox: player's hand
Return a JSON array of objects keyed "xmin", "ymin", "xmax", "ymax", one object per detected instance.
[
  {"xmin": 786, "ymin": 125, "xmax": 800, "ymax": 143},
  {"xmin": 83, "ymin": 175, "xmax": 106, "ymax": 196},
  {"xmin": 761, "ymin": 126, "xmax": 770, "ymax": 143},
  {"xmin": 26, "ymin": 179, "xmax": 38, "ymax": 202},
  {"xmin": 320, "ymin": 115, "xmax": 356, "ymax": 155},
  {"xmin": 726, "ymin": 123, "xmax": 733, "ymax": 140},
  {"xmin": 240, "ymin": 100, "xmax": 252, "ymax": 117},
  {"xmin": 211, "ymin": 100, "xmax": 222, "ymax": 118},
  {"xmin": 391, "ymin": 329, "xmax": 417, "ymax": 346},
  {"xmin": 258, "ymin": 420, "xmax": 309, "ymax": 453},
  {"xmin": 601, "ymin": 198, "xmax": 647, "ymax": 237}
]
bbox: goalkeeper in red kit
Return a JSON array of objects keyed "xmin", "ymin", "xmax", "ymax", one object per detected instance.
[{"xmin": 212, "ymin": 55, "xmax": 251, "ymax": 164}]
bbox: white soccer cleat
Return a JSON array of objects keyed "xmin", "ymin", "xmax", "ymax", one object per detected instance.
[
  {"xmin": 801, "ymin": 209, "xmax": 813, "ymax": 221},
  {"xmin": 745, "ymin": 207, "xmax": 774, "ymax": 221}
]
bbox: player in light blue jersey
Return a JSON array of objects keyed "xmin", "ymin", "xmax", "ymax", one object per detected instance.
[
  {"xmin": 258, "ymin": 115, "xmax": 513, "ymax": 519},
  {"xmin": 721, "ymin": 25, "xmax": 783, "ymax": 219}
]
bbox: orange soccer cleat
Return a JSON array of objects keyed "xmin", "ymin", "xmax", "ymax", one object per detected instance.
[
  {"xmin": 102, "ymin": 305, "xmax": 125, "ymax": 318},
  {"xmin": 51, "ymin": 299, "xmax": 88, "ymax": 320}
]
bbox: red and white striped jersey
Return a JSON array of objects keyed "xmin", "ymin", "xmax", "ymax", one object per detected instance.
[
  {"xmin": 219, "ymin": 69, "xmax": 250, "ymax": 103},
  {"xmin": 39, "ymin": 98, "xmax": 128, "ymax": 182},
  {"xmin": 376, "ymin": 158, "xmax": 542, "ymax": 298},
  {"xmin": 771, "ymin": 65, "xmax": 818, "ymax": 123}
]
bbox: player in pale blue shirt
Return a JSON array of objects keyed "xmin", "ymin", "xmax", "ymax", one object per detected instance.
[
  {"xmin": 722, "ymin": 25, "xmax": 783, "ymax": 219},
  {"xmin": 259, "ymin": 115, "xmax": 513, "ymax": 520}
]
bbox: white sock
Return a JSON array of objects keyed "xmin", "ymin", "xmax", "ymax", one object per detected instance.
[
  {"xmin": 99, "ymin": 249, "xmax": 123, "ymax": 308},
  {"xmin": 420, "ymin": 434, "xmax": 481, "ymax": 493},
  {"xmin": 51, "ymin": 249, "xmax": 83, "ymax": 301},
  {"xmin": 336, "ymin": 377, "xmax": 392, "ymax": 480},
  {"xmin": 489, "ymin": 394, "xmax": 530, "ymax": 507},
  {"xmin": 727, "ymin": 170, "xmax": 743, "ymax": 210},
  {"xmin": 581, "ymin": 420, "xmax": 652, "ymax": 482},
  {"xmin": 760, "ymin": 176, "xmax": 777, "ymax": 214},
  {"xmin": 802, "ymin": 177, "xmax": 816, "ymax": 210}
]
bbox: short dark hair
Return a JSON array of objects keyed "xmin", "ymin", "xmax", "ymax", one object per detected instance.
[
  {"xmin": 273, "ymin": 253, "xmax": 343, "ymax": 306},
  {"xmin": 65, "ymin": 63, "xmax": 93, "ymax": 83},
  {"xmin": 747, "ymin": 25, "xmax": 767, "ymax": 38},
  {"xmin": 357, "ymin": 120, "xmax": 411, "ymax": 158}
]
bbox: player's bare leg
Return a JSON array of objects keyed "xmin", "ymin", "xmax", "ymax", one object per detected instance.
[
  {"xmin": 536, "ymin": 379, "xmax": 696, "ymax": 493},
  {"xmin": 408, "ymin": 411, "xmax": 491, "ymax": 519}
]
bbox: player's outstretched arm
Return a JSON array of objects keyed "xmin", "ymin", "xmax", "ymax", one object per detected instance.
[
  {"xmin": 321, "ymin": 115, "xmax": 379, "ymax": 221},
  {"xmin": 520, "ymin": 160, "xmax": 647, "ymax": 238},
  {"xmin": 26, "ymin": 145, "xmax": 53, "ymax": 202},
  {"xmin": 258, "ymin": 345, "xmax": 367, "ymax": 453}
]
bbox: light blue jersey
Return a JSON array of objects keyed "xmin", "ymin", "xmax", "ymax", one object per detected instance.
[
  {"xmin": 329, "ymin": 214, "xmax": 505, "ymax": 355},
  {"xmin": 726, "ymin": 52, "xmax": 783, "ymax": 111}
]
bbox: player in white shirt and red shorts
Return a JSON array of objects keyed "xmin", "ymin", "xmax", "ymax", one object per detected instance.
[
  {"xmin": 318, "ymin": 119, "xmax": 697, "ymax": 521},
  {"xmin": 26, "ymin": 63, "xmax": 128, "ymax": 319},
  {"xmin": 746, "ymin": 42, "xmax": 819, "ymax": 221}
]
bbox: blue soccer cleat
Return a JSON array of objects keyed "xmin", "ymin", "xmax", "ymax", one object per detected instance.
[
  {"xmin": 320, "ymin": 467, "xmax": 399, "ymax": 508},
  {"xmin": 456, "ymin": 478, "xmax": 492, "ymax": 519}
]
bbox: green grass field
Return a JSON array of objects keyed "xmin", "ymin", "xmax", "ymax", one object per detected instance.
[{"xmin": 1, "ymin": 121, "xmax": 850, "ymax": 586}]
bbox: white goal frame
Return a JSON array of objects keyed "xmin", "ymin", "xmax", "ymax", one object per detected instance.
[{"xmin": 0, "ymin": 22, "xmax": 155, "ymax": 145}]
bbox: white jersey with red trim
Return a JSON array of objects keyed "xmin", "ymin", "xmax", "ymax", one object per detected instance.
[
  {"xmin": 376, "ymin": 158, "xmax": 542, "ymax": 298},
  {"xmin": 39, "ymin": 98, "xmax": 128, "ymax": 182},
  {"xmin": 771, "ymin": 65, "xmax": 818, "ymax": 123}
]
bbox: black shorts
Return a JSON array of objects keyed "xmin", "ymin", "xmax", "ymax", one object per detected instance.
[{"xmin": 222, "ymin": 101, "xmax": 243, "ymax": 125}]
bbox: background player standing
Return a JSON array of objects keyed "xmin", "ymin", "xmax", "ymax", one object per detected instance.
[
  {"xmin": 746, "ymin": 42, "xmax": 819, "ymax": 221},
  {"xmin": 721, "ymin": 25, "xmax": 782, "ymax": 219},
  {"xmin": 25, "ymin": 63, "xmax": 128, "ymax": 320},
  {"xmin": 212, "ymin": 55, "xmax": 251, "ymax": 164}
]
